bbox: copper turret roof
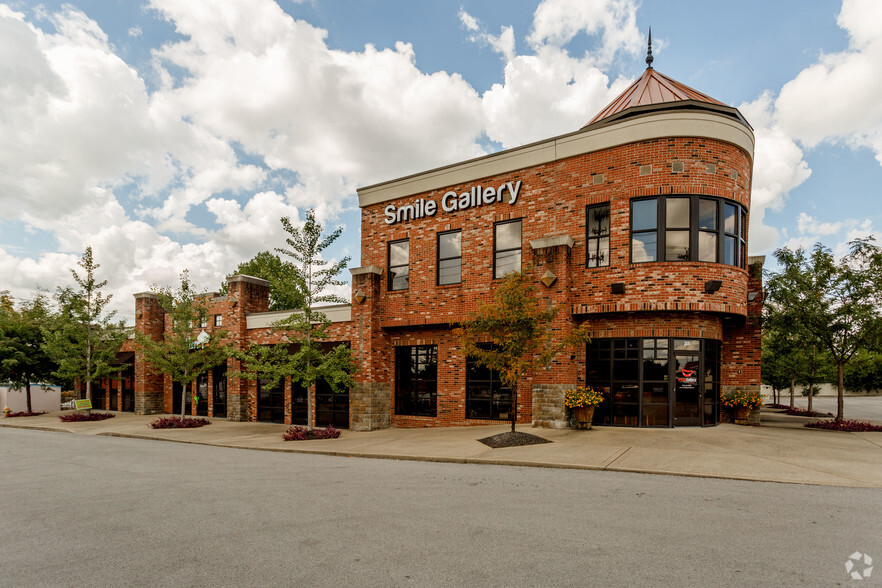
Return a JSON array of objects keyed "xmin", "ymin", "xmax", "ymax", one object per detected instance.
[{"xmin": 584, "ymin": 31, "xmax": 751, "ymax": 130}]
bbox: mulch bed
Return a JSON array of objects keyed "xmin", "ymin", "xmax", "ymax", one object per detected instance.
[
  {"xmin": 785, "ymin": 407, "xmax": 834, "ymax": 417},
  {"xmin": 478, "ymin": 431, "xmax": 552, "ymax": 449},
  {"xmin": 4, "ymin": 411, "xmax": 46, "ymax": 418}
]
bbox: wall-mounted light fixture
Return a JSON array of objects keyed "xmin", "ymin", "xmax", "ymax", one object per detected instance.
[
  {"xmin": 611, "ymin": 283, "xmax": 625, "ymax": 294},
  {"xmin": 747, "ymin": 291, "xmax": 759, "ymax": 302},
  {"xmin": 135, "ymin": 310, "xmax": 142, "ymax": 319},
  {"xmin": 704, "ymin": 280, "xmax": 723, "ymax": 294},
  {"xmin": 353, "ymin": 290, "xmax": 367, "ymax": 304}
]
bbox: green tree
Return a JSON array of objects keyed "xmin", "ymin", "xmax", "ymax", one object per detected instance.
[
  {"xmin": 761, "ymin": 328, "xmax": 797, "ymax": 406},
  {"xmin": 765, "ymin": 239, "xmax": 882, "ymax": 421},
  {"xmin": 221, "ymin": 251, "xmax": 305, "ymax": 311},
  {"xmin": 135, "ymin": 271, "xmax": 232, "ymax": 419},
  {"xmin": 0, "ymin": 294, "xmax": 59, "ymax": 412},
  {"xmin": 43, "ymin": 247, "xmax": 127, "ymax": 401},
  {"xmin": 844, "ymin": 350, "xmax": 882, "ymax": 394},
  {"xmin": 455, "ymin": 269, "xmax": 590, "ymax": 433},
  {"xmin": 234, "ymin": 211, "xmax": 355, "ymax": 428}
]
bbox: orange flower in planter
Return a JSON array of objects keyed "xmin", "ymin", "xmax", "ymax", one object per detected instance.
[
  {"xmin": 721, "ymin": 390, "xmax": 763, "ymax": 410},
  {"xmin": 564, "ymin": 385, "xmax": 604, "ymax": 408}
]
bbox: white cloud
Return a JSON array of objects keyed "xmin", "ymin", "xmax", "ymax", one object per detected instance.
[
  {"xmin": 739, "ymin": 92, "xmax": 813, "ymax": 253},
  {"xmin": 780, "ymin": 214, "xmax": 876, "ymax": 261},
  {"xmin": 740, "ymin": 0, "xmax": 882, "ymax": 257},
  {"xmin": 527, "ymin": 0, "xmax": 641, "ymax": 66},
  {"xmin": 796, "ymin": 212, "xmax": 842, "ymax": 236},
  {"xmin": 774, "ymin": 0, "xmax": 882, "ymax": 164},
  {"xmin": 462, "ymin": 0, "xmax": 641, "ymax": 149},
  {"xmin": 0, "ymin": 0, "xmax": 495, "ymax": 321}
]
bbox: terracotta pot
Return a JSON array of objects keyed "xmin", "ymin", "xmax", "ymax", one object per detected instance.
[
  {"xmin": 734, "ymin": 406, "xmax": 750, "ymax": 424},
  {"xmin": 574, "ymin": 405, "xmax": 596, "ymax": 430}
]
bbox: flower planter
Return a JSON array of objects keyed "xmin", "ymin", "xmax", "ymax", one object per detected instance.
[
  {"xmin": 573, "ymin": 405, "xmax": 595, "ymax": 430},
  {"xmin": 733, "ymin": 406, "xmax": 750, "ymax": 425}
]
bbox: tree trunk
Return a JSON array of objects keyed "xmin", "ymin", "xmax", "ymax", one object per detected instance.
[
  {"xmin": 837, "ymin": 363, "xmax": 845, "ymax": 423},
  {"xmin": 510, "ymin": 383, "xmax": 517, "ymax": 433},
  {"xmin": 180, "ymin": 378, "xmax": 189, "ymax": 420},
  {"xmin": 807, "ymin": 345, "xmax": 816, "ymax": 414},
  {"xmin": 789, "ymin": 378, "xmax": 794, "ymax": 409},
  {"xmin": 25, "ymin": 379, "xmax": 32, "ymax": 414}
]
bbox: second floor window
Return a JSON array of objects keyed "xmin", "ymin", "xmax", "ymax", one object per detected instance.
[
  {"xmin": 630, "ymin": 196, "xmax": 746, "ymax": 267},
  {"xmin": 586, "ymin": 204, "xmax": 610, "ymax": 267},
  {"xmin": 389, "ymin": 239, "xmax": 409, "ymax": 291},
  {"xmin": 214, "ymin": 314, "xmax": 223, "ymax": 327},
  {"xmin": 494, "ymin": 220, "xmax": 522, "ymax": 279},
  {"xmin": 437, "ymin": 230, "xmax": 462, "ymax": 285}
]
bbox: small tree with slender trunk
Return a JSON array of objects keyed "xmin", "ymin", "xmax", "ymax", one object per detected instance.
[
  {"xmin": 233, "ymin": 210, "xmax": 355, "ymax": 428},
  {"xmin": 43, "ymin": 247, "xmax": 127, "ymax": 402},
  {"xmin": 134, "ymin": 271, "xmax": 232, "ymax": 419},
  {"xmin": 455, "ymin": 269, "xmax": 590, "ymax": 433}
]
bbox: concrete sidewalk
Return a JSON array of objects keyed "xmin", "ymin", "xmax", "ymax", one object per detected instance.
[{"xmin": 3, "ymin": 409, "xmax": 881, "ymax": 487}]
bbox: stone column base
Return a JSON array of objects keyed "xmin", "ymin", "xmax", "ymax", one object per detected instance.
[
  {"xmin": 532, "ymin": 383, "xmax": 573, "ymax": 428},
  {"xmin": 349, "ymin": 382, "xmax": 391, "ymax": 431}
]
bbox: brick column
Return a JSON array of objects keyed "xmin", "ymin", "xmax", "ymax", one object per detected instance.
[
  {"xmin": 721, "ymin": 256, "xmax": 764, "ymax": 423},
  {"xmin": 529, "ymin": 235, "xmax": 578, "ymax": 428},
  {"xmin": 224, "ymin": 275, "xmax": 270, "ymax": 421},
  {"xmin": 133, "ymin": 293, "xmax": 165, "ymax": 415},
  {"xmin": 349, "ymin": 265, "xmax": 391, "ymax": 431}
]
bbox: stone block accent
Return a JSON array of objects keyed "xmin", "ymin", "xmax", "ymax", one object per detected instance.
[
  {"xmin": 349, "ymin": 382, "xmax": 391, "ymax": 431},
  {"xmin": 532, "ymin": 383, "xmax": 572, "ymax": 428}
]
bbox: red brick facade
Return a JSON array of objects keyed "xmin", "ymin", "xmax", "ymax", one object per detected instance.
[{"xmin": 130, "ymin": 68, "xmax": 761, "ymax": 430}]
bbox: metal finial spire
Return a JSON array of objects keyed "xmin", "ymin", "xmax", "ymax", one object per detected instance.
[{"xmin": 646, "ymin": 27, "xmax": 654, "ymax": 69}]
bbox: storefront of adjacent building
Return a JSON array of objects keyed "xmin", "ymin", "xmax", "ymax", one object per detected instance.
[{"xmin": 131, "ymin": 58, "xmax": 762, "ymax": 430}]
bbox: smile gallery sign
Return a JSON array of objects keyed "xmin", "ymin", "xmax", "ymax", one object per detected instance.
[{"xmin": 384, "ymin": 180, "xmax": 523, "ymax": 225}]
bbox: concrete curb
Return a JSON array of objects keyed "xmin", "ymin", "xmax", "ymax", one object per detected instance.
[{"xmin": 3, "ymin": 411, "xmax": 881, "ymax": 488}]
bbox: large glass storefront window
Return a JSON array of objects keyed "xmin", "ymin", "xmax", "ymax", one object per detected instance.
[
  {"xmin": 466, "ymin": 346, "xmax": 512, "ymax": 420},
  {"xmin": 395, "ymin": 345, "xmax": 438, "ymax": 417},
  {"xmin": 588, "ymin": 338, "xmax": 720, "ymax": 427}
]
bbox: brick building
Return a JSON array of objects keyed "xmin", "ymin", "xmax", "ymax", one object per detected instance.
[{"xmin": 129, "ymin": 57, "xmax": 762, "ymax": 430}]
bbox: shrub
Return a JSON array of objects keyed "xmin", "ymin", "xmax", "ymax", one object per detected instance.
[
  {"xmin": 4, "ymin": 411, "xmax": 46, "ymax": 418},
  {"xmin": 804, "ymin": 419, "xmax": 882, "ymax": 432},
  {"xmin": 149, "ymin": 416, "xmax": 211, "ymax": 429},
  {"xmin": 282, "ymin": 425, "xmax": 341, "ymax": 441},
  {"xmin": 59, "ymin": 412, "xmax": 115, "ymax": 422}
]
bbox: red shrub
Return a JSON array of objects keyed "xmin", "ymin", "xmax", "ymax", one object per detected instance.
[
  {"xmin": 282, "ymin": 425, "xmax": 341, "ymax": 441},
  {"xmin": 59, "ymin": 412, "xmax": 115, "ymax": 422},
  {"xmin": 149, "ymin": 416, "xmax": 211, "ymax": 429},
  {"xmin": 804, "ymin": 419, "xmax": 882, "ymax": 432}
]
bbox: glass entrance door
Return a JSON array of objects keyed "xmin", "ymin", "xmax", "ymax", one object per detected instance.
[
  {"xmin": 212, "ymin": 365, "xmax": 227, "ymax": 418},
  {"xmin": 674, "ymin": 352, "xmax": 702, "ymax": 426}
]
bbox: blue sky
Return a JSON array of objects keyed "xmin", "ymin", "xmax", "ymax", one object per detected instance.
[{"xmin": 1, "ymin": 0, "xmax": 880, "ymax": 323}]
